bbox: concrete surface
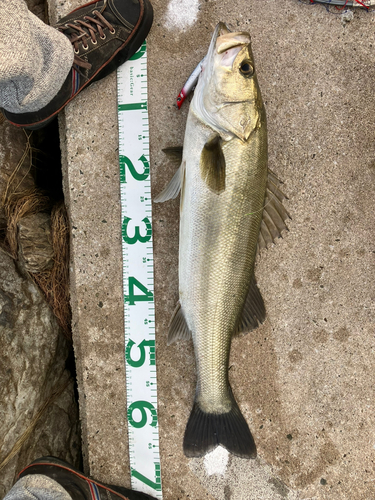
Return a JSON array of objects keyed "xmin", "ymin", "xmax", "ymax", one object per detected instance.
[{"xmin": 50, "ymin": 0, "xmax": 375, "ymax": 498}]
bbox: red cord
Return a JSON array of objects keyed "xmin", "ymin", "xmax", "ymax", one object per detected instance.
[
  {"xmin": 353, "ymin": 0, "xmax": 369, "ymax": 8},
  {"xmin": 335, "ymin": 0, "xmax": 368, "ymax": 11},
  {"xmin": 309, "ymin": 0, "xmax": 368, "ymax": 10}
]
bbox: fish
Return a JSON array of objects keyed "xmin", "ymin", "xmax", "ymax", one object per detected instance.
[{"xmin": 155, "ymin": 22, "xmax": 290, "ymax": 458}]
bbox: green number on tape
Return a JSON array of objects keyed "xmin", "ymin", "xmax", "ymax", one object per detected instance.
[
  {"xmin": 120, "ymin": 155, "xmax": 150, "ymax": 183},
  {"xmin": 125, "ymin": 277, "xmax": 153, "ymax": 305},
  {"xmin": 128, "ymin": 400, "xmax": 158, "ymax": 428},
  {"xmin": 131, "ymin": 463, "xmax": 161, "ymax": 491},
  {"xmin": 122, "ymin": 216, "xmax": 152, "ymax": 244},
  {"xmin": 118, "ymin": 102, "xmax": 147, "ymax": 112},
  {"xmin": 129, "ymin": 41, "xmax": 146, "ymax": 61},
  {"xmin": 126, "ymin": 339, "xmax": 156, "ymax": 367}
]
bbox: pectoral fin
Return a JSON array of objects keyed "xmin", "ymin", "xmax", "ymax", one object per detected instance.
[
  {"xmin": 258, "ymin": 169, "xmax": 291, "ymax": 250},
  {"xmin": 200, "ymin": 134, "xmax": 226, "ymax": 194},
  {"xmin": 235, "ymin": 275, "xmax": 266, "ymax": 335},
  {"xmin": 167, "ymin": 301, "xmax": 192, "ymax": 345}
]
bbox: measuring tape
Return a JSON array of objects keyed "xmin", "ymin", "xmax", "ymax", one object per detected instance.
[{"xmin": 117, "ymin": 42, "xmax": 162, "ymax": 499}]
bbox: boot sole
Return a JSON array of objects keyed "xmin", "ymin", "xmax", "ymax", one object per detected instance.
[{"xmin": 19, "ymin": 456, "xmax": 157, "ymax": 500}]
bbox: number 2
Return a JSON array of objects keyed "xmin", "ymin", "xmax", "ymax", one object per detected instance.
[{"xmin": 120, "ymin": 155, "xmax": 149, "ymax": 183}]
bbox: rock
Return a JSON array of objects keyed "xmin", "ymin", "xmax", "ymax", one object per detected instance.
[
  {"xmin": 17, "ymin": 213, "xmax": 54, "ymax": 273},
  {"xmin": 0, "ymin": 248, "xmax": 80, "ymax": 498},
  {"xmin": 25, "ymin": 0, "xmax": 47, "ymax": 22}
]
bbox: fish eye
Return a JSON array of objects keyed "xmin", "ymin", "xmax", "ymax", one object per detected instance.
[{"xmin": 239, "ymin": 61, "xmax": 254, "ymax": 77}]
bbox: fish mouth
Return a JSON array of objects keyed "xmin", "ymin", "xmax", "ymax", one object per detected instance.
[
  {"xmin": 217, "ymin": 21, "xmax": 231, "ymax": 37},
  {"xmin": 219, "ymin": 100, "xmax": 256, "ymax": 108},
  {"xmin": 201, "ymin": 23, "xmax": 251, "ymax": 75},
  {"xmin": 213, "ymin": 22, "xmax": 251, "ymax": 54}
]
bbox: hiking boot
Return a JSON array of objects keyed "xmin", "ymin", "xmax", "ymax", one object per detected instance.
[
  {"xmin": 3, "ymin": 0, "xmax": 153, "ymax": 130},
  {"xmin": 17, "ymin": 456, "xmax": 158, "ymax": 500}
]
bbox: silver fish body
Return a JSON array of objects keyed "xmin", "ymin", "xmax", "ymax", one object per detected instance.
[
  {"xmin": 180, "ymin": 113, "xmax": 267, "ymax": 411},
  {"xmin": 156, "ymin": 23, "xmax": 289, "ymax": 458}
]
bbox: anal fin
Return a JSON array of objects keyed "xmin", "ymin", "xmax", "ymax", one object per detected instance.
[{"xmin": 167, "ymin": 301, "xmax": 192, "ymax": 345}]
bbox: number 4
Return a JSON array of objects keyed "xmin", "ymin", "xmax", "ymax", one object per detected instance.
[{"xmin": 124, "ymin": 277, "xmax": 153, "ymax": 305}]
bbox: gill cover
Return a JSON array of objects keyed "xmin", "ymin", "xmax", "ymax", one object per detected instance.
[{"xmin": 191, "ymin": 23, "xmax": 264, "ymax": 142}]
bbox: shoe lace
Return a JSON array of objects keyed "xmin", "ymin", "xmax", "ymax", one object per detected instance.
[{"xmin": 59, "ymin": 0, "xmax": 114, "ymax": 70}]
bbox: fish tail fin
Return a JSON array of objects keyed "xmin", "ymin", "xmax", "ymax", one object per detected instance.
[{"xmin": 183, "ymin": 388, "xmax": 257, "ymax": 458}]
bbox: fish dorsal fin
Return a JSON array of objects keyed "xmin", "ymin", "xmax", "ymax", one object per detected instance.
[
  {"xmin": 235, "ymin": 275, "xmax": 266, "ymax": 335},
  {"xmin": 258, "ymin": 169, "xmax": 291, "ymax": 250},
  {"xmin": 200, "ymin": 134, "xmax": 226, "ymax": 194},
  {"xmin": 154, "ymin": 160, "xmax": 186, "ymax": 203},
  {"xmin": 167, "ymin": 301, "xmax": 192, "ymax": 345}
]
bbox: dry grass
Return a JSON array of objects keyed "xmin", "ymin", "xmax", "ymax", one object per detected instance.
[
  {"xmin": 1, "ymin": 129, "xmax": 72, "ymax": 341},
  {"xmin": 5, "ymin": 189, "xmax": 50, "ymax": 258},
  {"xmin": 32, "ymin": 202, "xmax": 72, "ymax": 341},
  {"xmin": 2, "ymin": 131, "xmax": 49, "ymax": 256}
]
